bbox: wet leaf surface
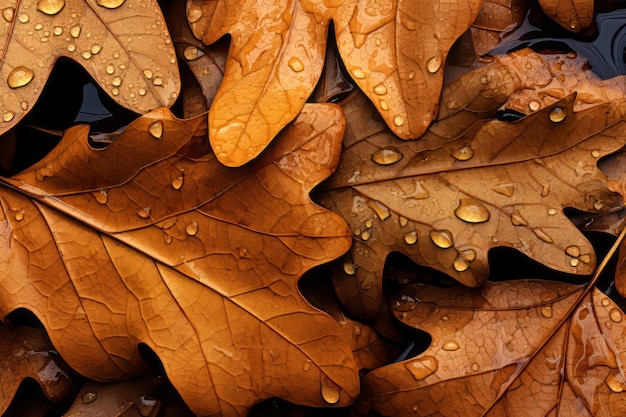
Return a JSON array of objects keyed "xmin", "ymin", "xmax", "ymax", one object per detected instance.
[
  {"xmin": 538, "ymin": 0, "xmax": 594, "ymax": 33},
  {"xmin": 0, "ymin": 104, "xmax": 359, "ymax": 416},
  {"xmin": 0, "ymin": 0, "xmax": 180, "ymax": 135},
  {"xmin": 186, "ymin": 0, "xmax": 482, "ymax": 166}
]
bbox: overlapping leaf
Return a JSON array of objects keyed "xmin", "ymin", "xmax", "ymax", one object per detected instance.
[
  {"xmin": 0, "ymin": 0, "xmax": 180, "ymax": 135},
  {"xmin": 0, "ymin": 104, "xmax": 359, "ymax": 416},
  {"xmin": 317, "ymin": 63, "xmax": 626, "ymax": 325},
  {"xmin": 186, "ymin": 0, "xmax": 482, "ymax": 166},
  {"xmin": 365, "ymin": 276, "xmax": 626, "ymax": 416},
  {"xmin": 539, "ymin": 0, "xmax": 594, "ymax": 33}
]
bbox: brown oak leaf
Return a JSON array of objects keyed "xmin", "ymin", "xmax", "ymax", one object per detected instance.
[
  {"xmin": 0, "ymin": 104, "xmax": 359, "ymax": 416},
  {"xmin": 365, "ymin": 277, "xmax": 626, "ymax": 416},
  {"xmin": 186, "ymin": 0, "xmax": 482, "ymax": 166},
  {"xmin": 0, "ymin": 0, "xmax": 180, "ymax": 136}
]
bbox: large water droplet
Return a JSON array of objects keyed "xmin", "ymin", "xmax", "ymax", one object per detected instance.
[
  {"xmin": 183, "ymin": 45, "xmax": 204, "ymax": 61},
  {"xmin": 111, "ymin": 76, "xmax": 122, "ymax": 87},
  {"xmin": 171, "ymin": 173, "xmax": 184, "ymax": 190},
  {"xmin": 399, "ymin": 216, "xmax": 408, "ymax": 227},
  {"xmin": 371, "ymin": 147, "xmax": 402, "ymax": 165},
  {"xmin": 8, "ymin": 66, "xmax": 34, "ymax": 88},
  {"xmin": 442, "ymin": 340, "xmax": 460, "ymax": 351},
  {"xmin": 90, "ymin": 44, "xmax": 102, "ymax": 55},
  {"xmin": 185, "ymin": 221, "xmax": 198, "ymax": 236},
  {"xmin": 405, "ymin": 356, "xmax": 438, "ymax": 381},
  {"xmin": 94, "ymin": 189, "xmax": 108, "ymax": 204},
  {"xmin": 609, "ymin": 308, "xmax": 623, "ymax": 323},
  {"xmin": 37, "ymin": 0, "xmax": 65, "ymax": 14},
  {"xmin": 549, "ymin": 107, "xmax": 566, "ymax": 123},
  {"xmin": 511, "ymin": 210, "xmax": 528, "ymax": 226},
  {"xmin": 53, "ymin": 26, "xmax": 62, "ymax": 35},
  {"xmin": 367, "ymin": 201, "xmax": 390, "ymax": 221},
  {"xmin": 393, "ymin": 115, "xmax": 404, "ymax": 127},
  {"xmin": 404, "ymin": 231, "xmax": 417, "ymax": 245},
  {"xmin": 287, "ymin": 56, "xmax": 304, "ymax": 72},
  {"xmin": 2, "ymin": 7, "xmax": 14, "ymax": 22},
  {"xmin": 430, "ymin": 230, "xmax": 453, "ymax": 248},
  {"xmin": 606, "ymin": 373, "xmax": 626, "ymax": 393},
  {"xmin": 343, "ymin": 262, "xmax": 357, "ymax": 275},
  {"xmin": 2, "ymin": 111, "xmax": 14, "ymax": 122},
  {"xmin": 451, "ymin": 145, "xmax": 474, "ymax": 161},
  {"xmin": 360, "ymin": 230, "xmax": 371, "ymax": 241},
  {"xmin": 152, "ymin": 77, "xmax": 163, "ymax": 86},
  {"xmin": 426, "ymin": 55, "xmax": 442, "ymax": 73},
  {"xmin": 148, "ymin": 120, "xmax": 163, "ymax": 139},
  {"xmin": 187, "ymin": 4, "xmax": 203, "ymax": 23},
  {"xmin": 373, "ymin": 83, "xmax": 387, "ymax": 95},
  {"xmin": 540, "ymin": 305, "xmax": 553, "ymax": 318},
  {"xmin": 352, "ymin": 68, "xmax": 365, "ymax": 79},
  {"xmin": 533, "ymin": 228, "xmax": 553, "ymax": 243},
  {"xmin": 579, "ymin": 254, "xmax": 591, "ymax": 264},
  {"xmin": 136, "ymin": 207, "xmax": 151, "ymax": 219},
  {"xmin": 461, "ymin": 249, "xmax": 476, "ymax": 262},
  {"xmin": 82, "ymin": 51, "xmax": 92, "ymax": 60},
  {"xmin": 454, "ymin": 198, "xmax": 490, "ymax": 223},
  {"xmin": 321, "ymin": 377, "xmax": 340, "ymax": 404},
  {"xmin": 565, "ymin": 245, "xmax": 580, "ymax": 258},
  {"xmin": 18, "ymin": 13, "xmax": 29, "ymax": 23},
  {"xmin": 528, "ymin": 100, "xmax": 540, "ymax": 112},
  {"xmin": 453, "ymin": 256, "xmax": 469, "ymax": 272},
  {"xmin": 70, "ymin": 24, "xmax": 81, "ymax": 38},
  {"xmin": 14, "ymin": 211, "xmax": 24, "ymax": 221},
  {"xmin": 492, "ymin": 183, "xmax": 514, "ymax": 197},
  {"xmin": 96, "ymin": 0, "xmax": 126, "ymax": 8}
]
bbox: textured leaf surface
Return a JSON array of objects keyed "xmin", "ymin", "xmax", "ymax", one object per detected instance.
[
  {"xmin": 0, "ymin": 104, "xmax": 359, "ymax": 416},
  {"xmin": 186, "ymin": 0, "xmax": 482, "ymax": 166},
  {"xmin": 539, "ymin": 0, "xmax": 594, "ymax": 32},
  {"xmin": 0, "ymin": 0, "xmax": 180, "ymax": 135},
  {"xmin": 365, "ymin": 279, "xmax": 626, "ymax": 416}
]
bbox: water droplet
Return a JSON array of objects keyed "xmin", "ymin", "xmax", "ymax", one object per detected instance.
[
  {"xmin": 593, "ymin": 200, "xmax": 604, "ymax": 211},
  {"xmin": 303, "ymin": 360, "xmax": 311, "ymax": 372},
  {"xmin": 360, "ymin": 230, "xmax": 371, "ymax": 241},
  {"xmin": 408, "ymin": 71, "xmax": 415, "ymax": 79},
  {"xmin": 368, "ymin": 201, "xmax": 390, "ymax": 221},
  {"xmin": 399, "ymin": 216, "xmax": 408, "ymax": 227},
  {"xmin": 579, "ymin": 254, "xmax": 591, "ymax": 264},
  {"xmin": 528, "ymin": 100, "xmax": 541, "ymax": 112},
  {"xmin": 8, "ymin": 66, "xmax": 34, "ymax": 88},
  {"xmin": 37, "ymin": 0, "xmax": 65, "ymax": 14},
  {"xmin": 136, "ymin": 207, "xmax": 151, "ymax": 219},
  {"xmin": 592, "ymin": 149, "xmax": 600, "ymax": 158},
  {"xmin": 430, "ymin": 230, "xmax": 453, "ymax": 249},
  {"xmin": 606, "ymin": 373, "xmax": 626, "ymax": 393},
  {"xmin": 609, "ymin": 308, "xmax": 623, "ymax": 323},
  {"xmin": 70, "ymin": 24, "xmax": 81, "ymax": 38},
  {"xmin": 2, "ymin": 7, "xmax": 14, "ymax": 22},
  {"xmin": 67, "ymin": 44, "xmax": 76, "ymax": 52},
  {"xmin": 452, "ymin": 145, "xmax": 474, "ymax": 161},
  {"xmin": 541, "ymin": 183, "xmax": 550, "ymax": 197},
  {"xmin": 106, "ymin": 64, "xmax": 115, "ymax": 75},
  {"xmin": 3, "ymin": 111, "xmax": 14, "ymax": 122},
  {"xmin": 371, "ymin": 147, "xmax": 402, "ymax": 165},
  {"xmin": 185, "ymin": 221, "xmax": 198, "ymax": 236},
  {"xmin": 183, "ymin": 45, "xmax": 204, "ymax": 61},
  {"xmin": 461, "ymin": 249, "xmax": 476, "ymax": 262},
  {"xmin": 14, "ymin": 211, "xmax": 24, "ymax": 221},
  {"xmin": 187, "ymin": 4, "xmax": 203, "ymax": 23},
  {"xmin": 540, "ymin": 305, "xmax": 553, "ymax": 318},
  {"xmin": 111, "ymin": 87, "xmax": 119, "ymax": 96},
  {"xmin": 20, "ymin": 101, "xmax": 27, "ymax": 111},
  {"xmin": 393, "ymin": 115, "xmax": 404, "ymax": 127},
  {"xmin": 287, "ymin": 56, "xmax": 304, "ymax": 72},
  {"xmin": 471, "ymin": 363, "xmax": 479, "ymax": 372},
  {"xmin": 18, "ymin": 13, "xmax": 29, "ymax": 23},
  {"xmin": 138, "ymin": 88, "xmax": 146, "ymax": 96},
  {"xmin": 34, "ymin": 23, "xmax": 43, "ymax": 30},
  {"xmin": 110, "ymin": 76, "xmax": 122, "ymax": 87},
  {"xmin": 454, "ymin": 198, "xmax": 490, "ymax": 223},
  {"xmin": 96, "ymin": 0, "xmax": 126, "ymax": 8},
  {"xmin": 565, "ymin": 245, "xmax": 580, "ymax": 258},
  {"xmin": 392, "ymin": 293, "xmax": 419, "ymax": 312},
  {"xmin": 363, "ymin": 219, "xmax": 373, "ymax": 229},
  {"xmin": 549, "ymin": 107, "xmax": 566, "ymax": 123},
  {"xmin": 533, "ymin": 228, "xmax": 553, "ymax": 243},
  {"xmin": 343, "ymin": 262, "xmax": 357, "ymax": 275},
  {"xmin": 53, "ymin": 26, "xmax": 62, "ymax": 35},
  {"xmin": 601, "ymin": 298, "xmax": 610, "ymax": 307},
  {"xmin": 82, "ymin": 51, "xmax": 92, "ymax": 60},
  {"xmin": 405, "ymin": 356, "xmax": 438, "ymax": 381},
  {"xmin": 547, "ymin": 208, "xmax": 557, "ymax": 216},
  {"xmin": 442, "ymin": 340, "xmax": 460, "ymax": 351},
  {"xmin": 90, "ymin": 44, "xmax": 102, "ymax": 55},
  {"xmin": 171, "ymin": 174, "xmax": 184, "ymax": 190},
  {"xmin": 352, "ymin": 68, "xmax": 365, "ymax": 79},
  {"xmin": 426, "ymin": 55, "xmax": 441, "ymax": 73},
  {"xmin": 480, "ymin": 75, "xmax": 489, "ymax": 84},
  {"xmin": 379, "ymin": 99, "xmax": 389, "ymax": 111},
  {"xmin": 373, "ymin": 83, "xmax": 387, "ymax": 95},
  {"xmin": 82, "ymin": 390, "xmax": 97, "ymax": 404},
  {"xmin": 148, "ymin": 120, "xmax": 163, "ymax": 139},
  {"xmin": 569, "ymin": 258, "xmax": 579, "ymax": 267},
  {"xmin": 93, "ymin": 189, "xmax": 108, "ymax": 204},
  {"xmin": 492, "ymin": 183, "xmax": 514, "ymax": 197},
  {"xmin": 404, "ymin": 231, "xmax": 417, "ymax": 245},
  {"xmin": 321, "ymin": 377, "xmax": 340, "ymax": 404},
  {"xmin": 353, "ymin": 228, "xmax": 361, "ymax": 236},
  {"xmin": 152, "ymin": 77, "xmax": 163, "ymax": 86},
  {"xmin": 453, "ymin": 256, "xmax": 469, "ymax": 272}
]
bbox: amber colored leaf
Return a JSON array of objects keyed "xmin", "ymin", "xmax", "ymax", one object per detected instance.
[
  {"xmin": 0, "ymin": 104, "xmax": 359, "ymax": 416},
  {"xmin": 365, "ymin": 277, "xmax": 626, "ymax": 416},
  {"xmin": 539, "ymin": 0, "xmax": 594, "ymax": 33},
  {"xmin": 0, "ymin": 323, "xmax": 75, "ymax": 415},
  {"xmin": 0, "ymin": 0, "xmax": 180, "ymax": 135},
  {"xmin": 318, "ymin": 76, "xmax": 626, "ymax": 325},
  {"xmin": 186, "ymin": 0, "xmax": 482, "ymax": 166},
  {"xmin": 470, "ymin": 0, "xmax": 531, "ymax": 56}
]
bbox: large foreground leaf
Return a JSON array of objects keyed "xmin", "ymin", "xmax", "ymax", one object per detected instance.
[
  {"xmin": 186, "ymin": 0, "xmax": 482, "ymax": 166},
  {"xmin": 0, "ymin": 104, "xmax": 359, "ymax": 416},
  {"xmin": 0, "ymin": 0, "xmax": 180, "ymax": 135}
]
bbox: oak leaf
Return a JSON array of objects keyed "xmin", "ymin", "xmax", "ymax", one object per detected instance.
[
  {"xmin": 0, "ymin": 104, "xmax": 359, "ymax": 416},
  {"xmin": 186, "ymin": 0, "xmax": 482, "ymax": 166},
  {"xmin": 0, "ymin": 0, "xmax": 180, "ymax": 135},
  {"xmin": 317, "ymin": 77, "xmax": 625, "ymax": 326},
  {"xmin": 365, "ymin": 276, "xmax": 626, "ymax": 416}
]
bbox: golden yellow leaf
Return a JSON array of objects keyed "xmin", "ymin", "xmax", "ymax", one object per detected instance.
[
  {"xmin": 0, "ymin": 104, "xmax": 359, "ymax": 416},
  {"xmin": 0, "ymin": 0, "xmax": 180, "ymax": 135},
  {"xmin": 186, "ymin": 0, "xmax": 482, "ymax": 166}
]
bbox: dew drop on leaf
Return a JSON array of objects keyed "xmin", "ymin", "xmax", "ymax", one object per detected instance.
[
  {"xmin": 90, "ymin": 44, "xmax": 102, "ymax": 55},
  {"xmin": 185, "ymin": 221, "xmax": 198, "ymax": 236},
  {"xmin": 18, "ymin": 13, "xmax": 28, "ymax": 23},
  {"xmin": 368, "ymin": 201, "xmax": 390, "ymax": 220},
  {"xmin": 7, "ymin": 66, "xmax": 34, "ymax": 88},
  {"xmin": 430, "ymin": 230, "xmax": 453, "ymax": 249},
  {"xmin": 303, "ymin": 360, "xmax": 311, "ymax": 372},
  {"xmin": 148, "ymin": 120, "xmax": 163, "ymax": 139},
  {"xmin": 533, "ymin": 228, "xmax": 553, "ymax": 243},
  {"xmin": 171, "ymin": 174, "xmax": 184, "ymax": 190},
  {"xmin": 373, "ymin": 84, "xmax": 387, "ymax": 95},
  {"xmin": 569, "ymin": 258, "xmax": 579, "ymax": 267},
  {"xmin": 442, "ymin": 340, "xmax": 460, "ymax": 351},
  {"xmin": 493, "ymin": 183, "xmax": 514, "ymax": 197},
  {"xmin": 566, "ymin": 245, "xmax": 580, "ymax": 258},
  {"xmin": 14, "ymin": 211, "xmax": 24, "ymax": 221},
  {"xmin": 404, "ymin": 231, "xmax": 417, "ymax": 245},
  {"xmin": 371, "ymin": 147, "xmax": 402, "ymax": 165},
  {"xmin": 609, "ymin": 308, "xmax": 623, "ymax": 323},
  {"xmin": 393, "ymin": 115, "xmax": 404, "ymax": 127},
  {"xmin": 93, "ymin": 189, "xmax": 108, "ymax": 204},
  {"xmin": 152, "ymin": 77, "xmax": 163, "ymax": 86},
  {"xmin": 2, "ymin": 7, "xmax": 14, "ymax": 22},
  {"xmin": 601, "ymin": 298, "xmax": 611, "ymax": 307},
  {"xmin": 343, "ymin": 262, "xmax": 357, "ymax": 275},
  {"xmin": 106, "ymin": 64, "xmax": 115, "ymax": 75},
  {"xmin": 451, "ymin": 145, "xmax": 474, "ymax": 161},
  {"xmin": 320, "ymin": 377, "xmax": 340, "ymax": 404},
  {"xmin": 352, "ymin": 68, "xmax": 365, "ymax": 79},
  {"xmin": 70, "ymin": 24, "xmax": 81, "ymax": 38},
  {"xmin": 606, "ymin": 373, "xmax": 626, "ymax": 393},
  {"xmin": 453, "ymin": 256, "xmax": 469, "ymax": 272},
  {"xmin": 82, "ymin": 51, "xmax": 92, "ymax": 60},
  {"xmin": 53, "ymin": 26, "xmax": 62, "ymax": 35},
  {"xmin": 454, "ymin": 198, "xmax": 490, "ymax": 223},
  {"xmin": 461, "ymin": 249, "xmax": 476, "ymax": 262},
  {"xmin": 511, "ymin": 210, "xmax": 528, "ymax": 226},
  {"xmin": 426, "ymin": 55, "xmax": 441, "ymax": 73},
  {"xmin": 540, "ymin": 305, "xmax": 553, "ymax": 318},
  {"xmin": 549, "ymin": 107, "xmax": 567, "ymax": 123},
  {"xmin": 392, "ymin": 294, "xmax": 419, "ymax": 312},
  {"xmin": 136, "ymin": 207, "xmax": 150, "ymax": 219},
  {"xmin": 528, "ymin": 100, "xmax": 540, "ymax": 111},
  {"xmin": 405, "ymin": 356, "xmax": 438, "ymax": 381},
  {"xmin": 183, "ymin": 45, "xmax": 204, "ymax": 61},
  {"xmin": 187, "ymin": 4, "xmax": 203, "ymax": 23},
  {"xmin": 82, "ymin": 390, "xmax": 97, "ymax": 404},
  {"xmin": 142, "ymin": 69, "xmax": 153, "ymax": 79},
  {"xmin": 364, "ymin": 219, "xmax": 373, "ymax": 228},
  {"xmin": 288, "ymin": 57, "xmax": 304, "ymax": 72},
  {"xmin": 2, "ymin": 111, "xmax": 14, "ymax": 122},
  {"xmin": 96, "ymin": 0, "xmax": 126, "ymax": 9},
  {"xmin": 399, "ymin": 216, "xmax": 408, "ymax": 227},
  {"xmin": 37, "ymin": 0, "xmax": 64, "ymax": 15},
  {"xmin": 379, "ymin": 99, "xmax": 389, "ymax": 111},
  {"xmin": 360, "ymin": 230, "xmax": 371, "ymax": 241}
]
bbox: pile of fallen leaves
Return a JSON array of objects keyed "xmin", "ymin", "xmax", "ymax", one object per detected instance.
[{"xmin": 1, "ymin": 0, "xmax": 626, "ymax": 415}]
